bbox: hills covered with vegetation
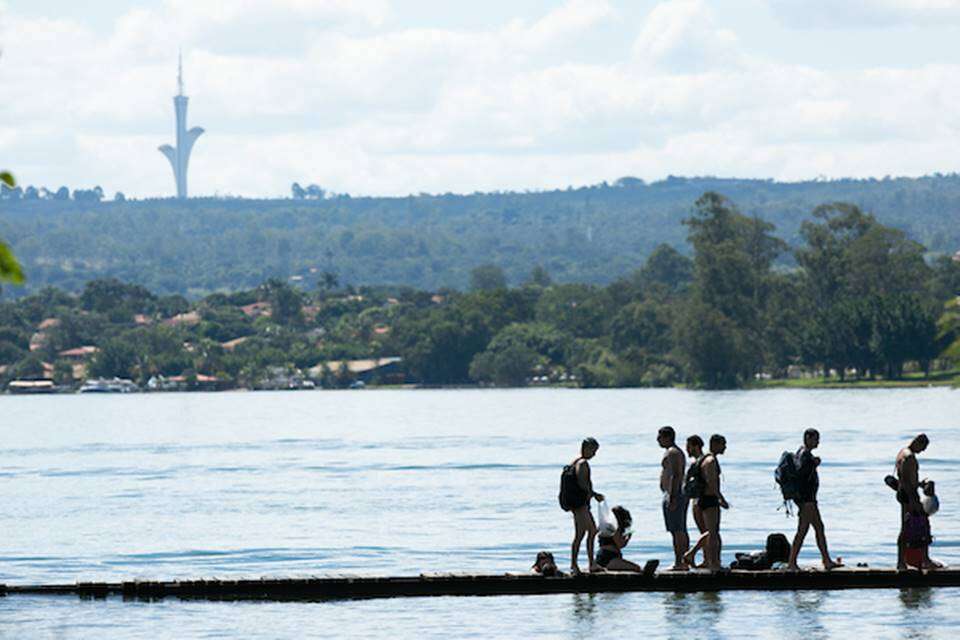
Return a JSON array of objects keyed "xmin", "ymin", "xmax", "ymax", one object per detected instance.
[
  {"xmin": 2, "ymin": 192, "xmax": 958, "ymax": 390},
  {"xmin": 2, "ymin": 174, "xmax": 960, "ymax": 296}
]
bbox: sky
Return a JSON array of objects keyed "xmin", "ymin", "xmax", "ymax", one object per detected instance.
[{"xmin": 1, "ymin": 0, "xmax": 960, "ymax": 199}]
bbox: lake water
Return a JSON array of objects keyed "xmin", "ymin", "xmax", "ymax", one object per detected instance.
[{"xmin": 0, "ymin": 387, "xmax": 957, "ymax": 638}]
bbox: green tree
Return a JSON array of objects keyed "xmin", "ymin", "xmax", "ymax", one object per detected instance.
[
  {"xmin": 678, "ymin": 193, "xmax": 784, "ymax": 387},
  {"xmin": 469, "ymin": 264, "xmax": 507, "ymax": 292},
  {"xmin": 0, "ymin": 171, "xmax": 24, "ymax": 284}
]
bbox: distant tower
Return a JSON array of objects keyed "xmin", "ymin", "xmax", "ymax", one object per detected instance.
[{"xmin": 159, "ymin": 52, "xmax": 204, "ymax": 199}]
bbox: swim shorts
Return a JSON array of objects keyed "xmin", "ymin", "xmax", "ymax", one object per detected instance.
[{"xmin": 662, "ymin": 495, "xmax": 689, "ymax": 533}]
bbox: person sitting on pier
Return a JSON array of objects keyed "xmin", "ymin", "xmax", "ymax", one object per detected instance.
[
  {"xmin": 684, "ymin": 434, "xmax": 728, "ymax": 571},
  {"xmin": 560, "ymin": 437, "xmax": 604, "ymax": 574},
  {"xmin": 594, "ymin": 506, "xmax": 647, "ymax": 572},
  {"xmin": 787, "ymin": 429, "xmax": 843, "ymax": 571}
]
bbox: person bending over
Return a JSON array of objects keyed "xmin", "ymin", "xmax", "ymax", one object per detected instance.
[{"xmin": 896, "ymin": 433, "xmax": 929, "ymax": 571}]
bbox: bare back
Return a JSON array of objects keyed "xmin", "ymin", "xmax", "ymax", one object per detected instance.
[
  {"xmin": 660, "ymin": 446, "xmax": 685, "ymax": 494},
  {"xmin": 702, "ymin": 454, "xmax": 720, "ymax": 497},
  {"xmin": 896, "ymin": 447, "xmax": 919, "ymax": 492}
]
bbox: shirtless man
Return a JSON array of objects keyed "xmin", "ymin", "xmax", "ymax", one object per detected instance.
[
  {"xmin": 688, "ymin": 434, "xmax": 728, "ymax": 571},
  {"xmin": 787, "ymin": 429, "xmax": 842, "ymax": 571},
  {"xmin": 657, "ymin": 426, "xmax": 689, "ymax": 570},
  {"xmin": 570, "ymin": 438, "xmax": 604, "ymax": 574},
  {"xmin": 896, "ymin": 433, "xmax": 929, "ymax": 571}
]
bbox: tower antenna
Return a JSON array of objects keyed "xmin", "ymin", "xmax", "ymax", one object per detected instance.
[{"xmin": 177, "ymin": 48, "xmax": 184, "ymax": 96}]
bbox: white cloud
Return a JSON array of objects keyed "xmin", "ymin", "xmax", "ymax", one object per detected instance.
[
  {"xmin": 632, "ymin": 0, "xmax": 742, "ymax": 72},
  {"xmin": 2, "ymin": 0, "xmax": 960, "ymax": 198},
  {"xmin": 768, "ymin": 0, "xmax": 960, "ymax": 28}
]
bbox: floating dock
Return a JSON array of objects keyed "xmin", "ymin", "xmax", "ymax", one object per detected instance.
[{"xmin": 2, "ymin": 568, "xmax": 959, "ymax": 602}]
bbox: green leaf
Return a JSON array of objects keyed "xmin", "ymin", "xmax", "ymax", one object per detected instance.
[
  {"xmin": 0, "ymin": 171, "xmax": 14, "ymax": 188},
  {"xmin": 0, "ymin": 240, "xmax": 25, "ymax": 284}
]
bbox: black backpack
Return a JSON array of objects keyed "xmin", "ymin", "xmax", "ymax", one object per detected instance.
[
  {"xmin": 558, "ymin": 463, "xmax": 589, "ymax": 512},
  {"xmin": 775, "ymin": 450, "xmax": 801, "ymax": 510},
  {"xmin": 682, "ymin": 458, "xmax": 706, "ymax": 499}
]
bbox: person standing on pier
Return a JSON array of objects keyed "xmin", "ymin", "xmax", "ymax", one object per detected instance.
[
  {"xmin": 690, "ymin": 434, "xmax": 728, "ymax": 571},
  {"xmin": 896, "ymin": 433, "xmax": 929, "ymax": 571},
  {"xmin": 561, "ymin": 438, "xmax": 604, "ymax": 574},
  {"xmin": 657, "ymin": 426, "xmax": 690, "ymax": 570},
  {"xmin": 682, "ymin": 435, "xmax": 707, "ymax": 567},
  {"xmin": 786, "ymin": 429, "xmax": 843, "ymax": 571}
]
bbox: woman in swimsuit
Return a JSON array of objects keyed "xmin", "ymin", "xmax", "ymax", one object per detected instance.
[{"xmin": 593, "ymin": 506, "xmax": 646, "ymax": 572}]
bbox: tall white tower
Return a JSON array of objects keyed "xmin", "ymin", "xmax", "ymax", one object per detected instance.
[{"xmin": 159, "ymin": 53, "xmax": 204, "ymax": 199}]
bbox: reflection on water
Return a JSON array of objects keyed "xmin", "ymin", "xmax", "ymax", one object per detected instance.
[
  {"xmin": 899, "ymin": 587, "xmax": 934, "ymax": 610},
  {"xmin": 571, "ymin": 592, "xmax": 598, "ymax": 624}
]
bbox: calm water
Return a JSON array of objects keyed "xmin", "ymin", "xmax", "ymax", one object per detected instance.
[{"xmin": 0, "ymin": 388, "xmax": 957, "ymax": 638}]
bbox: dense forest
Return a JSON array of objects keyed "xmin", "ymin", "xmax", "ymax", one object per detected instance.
[
  {"xmin": 2, "ymin": 175, "xmax": 960, "ymax": 296},
  {"xmin": 2, "ymin": 192, "xmax": 959, "ymax": 390}
]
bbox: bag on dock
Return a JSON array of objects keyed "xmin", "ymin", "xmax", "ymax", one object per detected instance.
[
  {"xmin": 597, "ymin": 500, "xmax": 618, "ymax": 536},
  {"xmin": 559, "ymin": 464, "xmax": 589, "ymax": 512}
]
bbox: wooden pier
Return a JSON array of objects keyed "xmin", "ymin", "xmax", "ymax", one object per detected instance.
[{"xmin": 2, "ymin": 568, "xmax": 958, "ymax": 602}]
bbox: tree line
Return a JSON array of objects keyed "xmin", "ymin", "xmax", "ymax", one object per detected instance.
[
  {"xmin": 1, "ymin": 193, "xmax": 958, "ymax": 390},
  {"xmin": 2, "ymin": 175, "xmax": 960, "ymax": 296}
]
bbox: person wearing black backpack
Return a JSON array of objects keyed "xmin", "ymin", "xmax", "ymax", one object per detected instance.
[
  {"xmin": 786, "ymin": 429, "xmax": 842, "ymax": 571},
  {"xmin": 559, "ymin": 438, "xmax": 605, "ymax": 574}
]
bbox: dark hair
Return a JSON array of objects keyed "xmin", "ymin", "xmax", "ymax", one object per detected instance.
[
  {"xmin": 804, "ymin": 428, "xmax": 820, "ymax": 441},
  {"xmin": 709, "ymin": 434, "xmax": 726, "ymax": 447},
  {"xmin": 658, "ymin": 426, "xmax": 676, "ymax": 443},
  {"xmin": 915, "ymin": 433, "xmax": 929, "ymax": 446},
  {"xmin": 686, "ymin": 435, "xmax": 704, "ymax": 448},
  {"xmin": 612, "ymin": 506, "xmax": 632, "ymax": 532},
  {"xmin": 582, "ymin": 437, "xmax": 599, "ymax": 451}
]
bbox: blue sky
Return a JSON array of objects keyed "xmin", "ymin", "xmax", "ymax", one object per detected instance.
[{"xmin": 2, "ymin": 0, "xmax": 960, "ymax": 198}]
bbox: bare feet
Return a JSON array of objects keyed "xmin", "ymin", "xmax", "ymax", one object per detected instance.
[
  {"xmin": 669, "ymin": 563, "xmax": 690, "ymax": 572},
  {"xmin": 571, "ymin": 564, "xmax": 582, "ymax": 575},
  {"xmin": 785, "ymin": 563, "xmax": 800, "ymax": 572},
  {"xmin": 823, "ymin": 558, "xmax": 843, "ymax": 571}
]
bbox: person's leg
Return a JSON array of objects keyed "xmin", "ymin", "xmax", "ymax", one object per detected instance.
[
  {"xmin": 808, "ymin": 504, "xmax": 841, "ymax": 569},
  {"xmin": 715, "ymin": 509, "xmax": 723, "ymax": 568},
  {"xmin": 683, "ymin": 505, "xmax": 707, "ymax": 567},
  {"xmin": 673, "ymin": 530, "xmax": 690, "ymax": 570},
  {"xmin": 571, "ymin": 508, "xmax": 587, "ymax": 573},
  {"xmin": 586, "ymin": 515, "xmax": 597, "ymax": 570},
  {"xmin": 897, "ymin": 504, "xmax": 908, "ymax": 571},
  {"xmin": 702, "ymin": 506, "xmax": 721, "ymax": 570},
  {"xmin": 788, "ymin": 504, "xmax": 812, "ymax": 570},
  {"xmin": 604, "ymin": 557, "xmax": 644, "ymax": 572}
]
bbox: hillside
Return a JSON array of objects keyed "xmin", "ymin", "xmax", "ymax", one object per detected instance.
[{"xmin": 2, "ymin": 174, "xmax": 960, "ymax": 296}]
